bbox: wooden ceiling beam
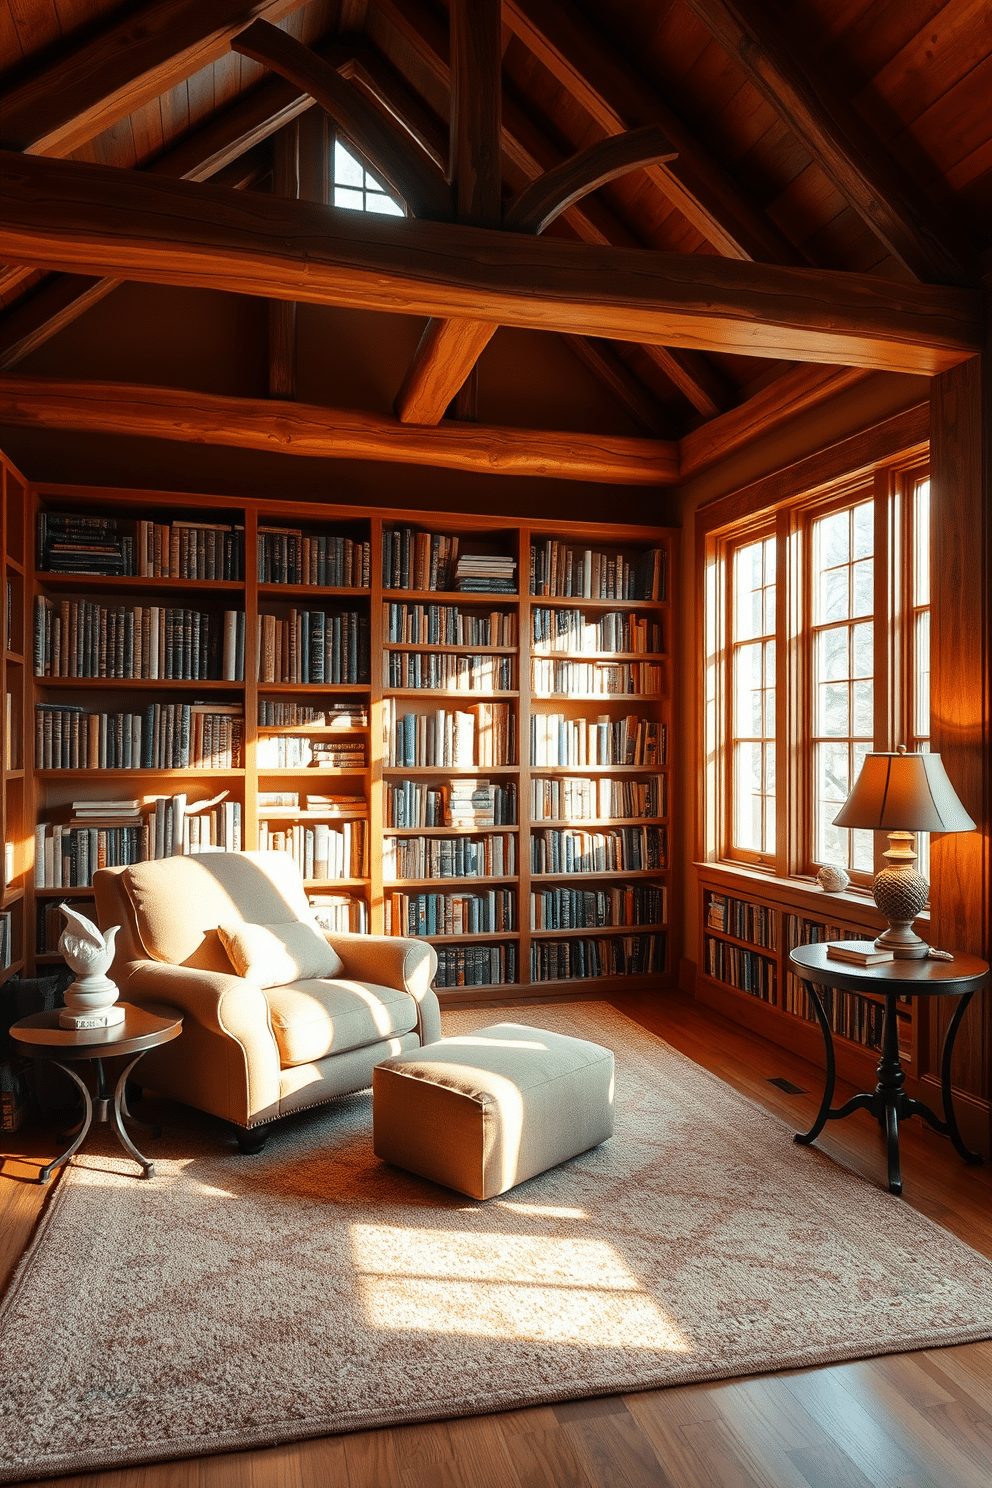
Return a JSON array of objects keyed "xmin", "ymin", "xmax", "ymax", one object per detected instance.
[
  {"xmin": 0, "ymin": 375, "xmax": 679, "ymax": 485},
  {"xmin": 340, "ymin": 47, "xmax": 448, "ymax": 174},
  {"xmin": 0, "ymin": 0, "xmax": 310, "ymax": 159},
  {"xmin": 231, "ymin": 20, "xmax": 452, "ymax": 220},
  {"xmin": 394, "ymin": 318, "xmax": 497, "ymax": 425},
  {"xmin": 0, "ymin": 275, "xmax": 119, "ymax": 372},
  {"xmin": 502, "ymin": 127, "xmax": 678, "ymax": 237},
  {"xmin": 503, "ymin": 0, "xmax": 804, "ymax": 267},
  {"xmin": 681, "ymin": 0, "xmax": 975, "ymax": 284},
  {"xmin": 0, "ymin": 153, "xmax": 979, "ymax": 374}
]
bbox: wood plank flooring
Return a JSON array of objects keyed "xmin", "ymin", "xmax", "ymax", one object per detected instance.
[{"xmin": 2, "ymin": 989, "xmax": 991, "ymax": 1488}]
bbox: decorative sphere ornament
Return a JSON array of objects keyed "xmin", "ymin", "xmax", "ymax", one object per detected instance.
[
  {"xmin": 816, "ymin": 864, "xmax": 850, "ymax": 893},
  {"xmin": 58, "ymin": 905, "xmax": 124, "ymax": 1029}
]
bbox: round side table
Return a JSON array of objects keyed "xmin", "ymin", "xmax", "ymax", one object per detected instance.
[
  {"xmin": 10, "ymin": 1003, "xmax": 183, "ymax": 1183},
  {"xmin": 788, "ymin": 943, "xmax": 989, "ymax": 1196}
]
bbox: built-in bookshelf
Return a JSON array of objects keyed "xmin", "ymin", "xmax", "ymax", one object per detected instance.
[
  {"xmin": 12, "ymin": 484, "xmax": 676, "ymax": 1001},
  {"xmin": 696, "ymin": 872, "xmax": 914, "ymax": 1080}
]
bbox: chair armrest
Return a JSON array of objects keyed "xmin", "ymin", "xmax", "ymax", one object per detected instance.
[
  {"xmin": 322, "ymin": 934, "xmax": 441, "ymax": 1045},
  {"xmin": 118, "ymin": 959, "xmax": 274, "ymax": 1046}
]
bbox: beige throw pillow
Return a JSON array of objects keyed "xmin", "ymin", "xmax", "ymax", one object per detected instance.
[{"xmin": 218, "ymin": 920, "xmax": 344, "ymax": 988}]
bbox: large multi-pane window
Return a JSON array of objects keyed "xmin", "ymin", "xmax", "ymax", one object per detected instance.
[{"xmin": 706, "ymin": 460, "xmax": 930, "ymax": 885}]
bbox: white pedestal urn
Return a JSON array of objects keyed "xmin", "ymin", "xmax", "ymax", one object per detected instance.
[{"xmin": 58, "ymin": 906, "xmax": 124, "ymax": 1030}]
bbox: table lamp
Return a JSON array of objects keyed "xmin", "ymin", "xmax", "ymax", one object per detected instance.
[{"xmin": 832, "ymin": 745, "xmax": 975, "ymax": 958}]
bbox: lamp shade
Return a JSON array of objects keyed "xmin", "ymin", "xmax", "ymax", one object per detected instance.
[{"xmin": 832, "ymin": 750, "xmax": 976, "ymax": 833}]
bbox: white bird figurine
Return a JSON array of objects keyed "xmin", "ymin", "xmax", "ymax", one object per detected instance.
[
  {"xmin": 58, "ymin": 906, "xmax": 125, "ymax": 1029},
  {"xmin": 59, "ymin": 905, "xmax": 119, "ymax": 979}
]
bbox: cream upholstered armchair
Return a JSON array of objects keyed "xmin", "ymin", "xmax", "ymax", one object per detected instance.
[{"xmin": 93, "ymin": 851, "xmax": 440, "ymax": 1151}]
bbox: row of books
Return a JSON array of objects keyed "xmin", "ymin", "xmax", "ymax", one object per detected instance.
[
  {"xmin": 530, "ymin": 826, "xmax": 667, "ymax": 874},
  {"xmin": 37, "ymin": 897, "xmax": 92, "ymax": 954},
  {"xmin": 386, "ymin": 779, "xmax": 517, "ymax": 829},
  {"xmin": 35, "ymin": 703, "xmax": 244, "ymax": 770},
  {"xmin": 5, "ymin": 577, "xmax": 16, "ymax": 652},
  {"xmin": 531, "ymin": 659, "xmax": 664, "ymax": 696},
  {"xmin": 257, "ymin": 792, "xmax": 365, "ymax": 817},
  {"xmin": 384, "ymin": 833, "xmax": 516, "ymax": 881},
  {"xmin": 530, "ymin": 883, "xmax": 667, "ymax": 931},
  {"xmin": 453, "ymin": 554, "xmax": 516, "ymax": 594},
  {"xmin": 37, "ymin": 511, "xmax": 133, "ymax": 575},
  {"xmin": 703, "ymin": 937, "xmax": 776, "ymax": 1003},
  {"xmin": 385, "ymin": 702, "xmax": 516, "ymax": 768},
  {"xmin": 34, "ymin": 599, "xmax": 246, "ymax": 680},
  {"xmin": 255, "ymin": 736, "xmax": 367, "ymax": 769},
  {"xmin": 309, "ymin": 894, "xmax": 369, "ymax": 934},
  {"xmin": 705, "ymin": 894, "xmax": 777, "ymax": 949},
  {"xmin": 257, "ymin": 528, "xmax": 370, "ymax": 587},
  {"xmin": 0, "ymin": 910, "xmax": 13, "ymax": 969},
  {"xmin": 134, "ymin": 519, "xmax": 244, "ymax": 579},
  {"xmin": 257, "ymin": 611, "xmax": 369, "ymax": 685},
  {"xmin": 530, "ymin": 775, "xmax": 666, "ymax": 822},
  {"xmin": 530, "ymin": 934, "xmax": 666, "ymax": 981},
  {"xmin": 33, "ymin": 795, "xmax": 243, "ymax": 885},
  {"xmin": 4, "ymin": 690, "xmax": 16, "ymax": 769},
  {"xmin": 383, "ymin": 603, "xmax": 517, "ymax": 647},
  {"xmin": 257, "ymin": 702, "xmax": 367, "ymax": 728},
  {"xmin": 530, "ymin": 714, "xmax": 666, "ymax": 767},
  {"xmin": 382, "ymin": 528, "xmax": 461, "ymax": 591},
  {"xmin": 529, "ymin": 542, "xmax": 666, "ymax": 600},
  {"xmin": 384, "ymin": 651, "xmax": 514, "ymax": 692},
  {"xmin": 384, "ymin": 889, "xmax": 516, "ymax": 937},
  {"xmin": 531, "ymin": 609, "xmax": 663, "ymax": 655},
  {"xmin": 433, "ymin": 944, "xmax": 517, "ymax": 987},
  {"xmin": 783, "ymin": 978, "xmax": 894, "ymax": 1054},
  {"xmin": 256, "ymin": 821, "xmax": 367, "ymax": 880}
]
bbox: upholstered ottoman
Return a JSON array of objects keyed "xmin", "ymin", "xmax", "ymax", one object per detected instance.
[{"xmin": 373, "ymin": 1022, "xmax": 614, "ymax": 1200}]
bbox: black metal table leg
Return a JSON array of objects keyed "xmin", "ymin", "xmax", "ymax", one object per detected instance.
[
  {"xmin": 110, "ymin": 1053, "xmax": 158, "ymax": 1177},
  {"xmin": 38, "ymin": 1062, "xmax": 93, "ymax": 1184}
]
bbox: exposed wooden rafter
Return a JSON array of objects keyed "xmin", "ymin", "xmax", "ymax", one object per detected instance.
[
  {"xmin": 395, "ymin": 0, "xmax": 504, "ymax": 426},
  {"xmin": 0, "ymin": 375, "xmax": 680, "ymax": 485},
  {"xmin": 681, "ymin": 0, "xmax": 975, "ymax": 285},
  {"xmin": 561, "ymin": 337, "xmax": 678, "ymax": 440},
  {"xmin": 502, "ymin": 0, "xmax": 804, "ymax": 267},
  {"xmin": 0, "ymin": 0, "xmax": 310, "ymax": 158},
  {"xmin": 502, "ymin": 127, "xmax": 678, "ymax": 236},
  {"xmin": 268, "ymin": 122, "xmax": 299, "ymax": 400},
  {"xmin": 0, "ymin": 152, "xmax": 978, "ymax": 375},
  {"xmin": 231, "ymin": 20, "xmax": 453, "ymax": 220}
]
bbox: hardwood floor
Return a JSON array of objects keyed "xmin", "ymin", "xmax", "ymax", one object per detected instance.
[{"xmin": 2, "ymin": 989, "xmax": 991, "ymax": 1488}]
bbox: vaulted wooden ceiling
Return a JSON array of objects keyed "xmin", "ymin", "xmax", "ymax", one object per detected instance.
[{"xmin": 0, "ymin": 0, "xmax": 988, "ymax": 482}]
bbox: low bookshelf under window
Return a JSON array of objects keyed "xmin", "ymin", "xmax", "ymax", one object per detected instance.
[{"xmin": 696, "ymin": 869, "xmax": 915, "ymax": 1082}]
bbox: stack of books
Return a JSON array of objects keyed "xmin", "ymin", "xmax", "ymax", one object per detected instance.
[
  {"xmin": 310, "ymin": 738, "xmax": 368, "ymax": 769},
  {"xmin": 38, "ymin": 512, "xmax": 132, "ymax": 575},
  {"xmin": 454, "ymin": 554, "xmax": 516, "ymax": 593},
  {"xmin": 256, "ymin": 791, "xmax": 365, "ymax": 818},
  {"xmin": 256, "ymin": 701, "xmax": 367, "ymax": 729},
  {"xmin": 308, "ymin": 893, "xmax": 368, "ymax": 933},
  {"xmin": 444, "ymin": 779, "xmax": 498, "ymax": 827},
  {"xmin": 825, "ymin": 941, "xmax": 894, "ymax": 965}
]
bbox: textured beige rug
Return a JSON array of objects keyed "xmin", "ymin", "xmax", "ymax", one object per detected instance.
[{"xmin": 3, "ymin": 1003, "xmax": 992, "ymax": 1482}]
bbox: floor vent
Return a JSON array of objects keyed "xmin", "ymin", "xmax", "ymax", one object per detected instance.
[{"xmin": 767, "ymin": 1077, "xmax": 807, "ymax": 1095}]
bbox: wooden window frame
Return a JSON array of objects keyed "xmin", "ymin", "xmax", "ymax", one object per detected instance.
[{"xmin": 703, "ymin": 454, "xmax": 930, "ymax": 888}]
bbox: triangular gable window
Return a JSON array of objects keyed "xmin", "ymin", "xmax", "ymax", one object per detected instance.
[{"xmin": 332, "ymin": 139, "xmax": 404, "ymax": 216}]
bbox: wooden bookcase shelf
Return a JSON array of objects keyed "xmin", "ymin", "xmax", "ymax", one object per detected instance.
[
  {"xmin": 7, "ymin": 482, "xmax": 676, "ymax": 1002},
  {"xmin": 696, "ymin": 867, "xmax": 914, "ymax": 1081}
]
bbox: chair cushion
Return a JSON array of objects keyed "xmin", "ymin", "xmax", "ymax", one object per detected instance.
[
  {"xmin": 123, "ymin": 851, "xmax": 312, "ymax": 969},
  {"xmin": 265, "ymin": 979, "xmax": 420, "ymax": 1068},
  {"xmin": 218, "ymin": 920, "xmax": 344, "ymax": 988}
]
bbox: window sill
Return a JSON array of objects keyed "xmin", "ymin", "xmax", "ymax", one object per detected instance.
[{"xmin": 694, "ymin": 860, "xmax": 930, "ymax": 931}]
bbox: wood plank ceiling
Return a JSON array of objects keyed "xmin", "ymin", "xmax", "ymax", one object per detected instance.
[{"xmin": 0, "ymin": 0, "xmax": 989, "ymax": 474}]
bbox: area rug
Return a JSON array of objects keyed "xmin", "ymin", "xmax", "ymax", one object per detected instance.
[{"xmin": 3, "ymin": 1003, "xmax": 992, "ymax": 1482}]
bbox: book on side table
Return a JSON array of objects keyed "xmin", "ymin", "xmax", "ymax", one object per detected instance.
[{"xmin": 825, "ymin": 941, "xmax": 894, "ymax": 966}]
